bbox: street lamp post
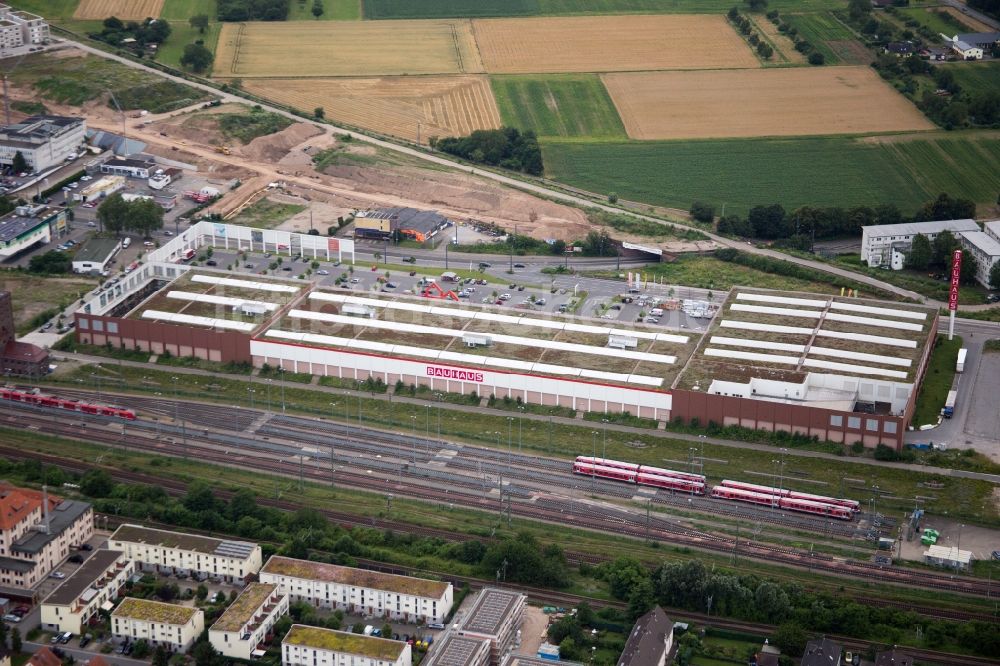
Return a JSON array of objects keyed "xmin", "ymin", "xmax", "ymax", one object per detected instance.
[
  {"xmin": 591, "ymin": 431, "xmax": 598, "ymax": 492},
  {"xmin": 601, "ymin": 417, "xmax": 608, "ymax": 461},
  {"xmin": 517, "ymin": 406, "xmax": 524, "ymax": 453}
]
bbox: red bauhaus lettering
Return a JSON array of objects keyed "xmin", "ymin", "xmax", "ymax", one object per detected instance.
[{"xmin": 426, "ymin": 365, "xmax": 484, "ymax": 382}]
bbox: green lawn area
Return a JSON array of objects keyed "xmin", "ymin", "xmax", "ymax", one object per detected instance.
[
  {"xmin": 230, "ymin": 198, "xmax": 305, "ymax": 229},
  {"xmin": 289, "ymin": 0, "xmax": 362, "ymax": 20},
  {"xmin": 362, "ymin": 0, "xmax": 844, "ymax": 19},
  {"xmin": 156, "ymin": 21, "xmax": 222, "ymax": 71},
  {"xmin": 948, "ymin": 61, "xmax": 1000, "ymax": 91},
  {"xmin": 898, "ymin": 6, "xmax": 975, "ymax": 37},
  {"xmin": 8, "ymin": 0, "xmax": 78, "ymax": 19},
  {"xmin": 0, "ymin": 274, "xmax": 96, "ymax": 335},
  {"xmin": 160, "ymin": 0, "xmax": 218, "ymax": 21},
  {"xmin": 492, "ymin": 75, "xmax": 626, "ymax": 139},
  {"xmin": 830, "ymin": 254, "xmax": 988, "ymax": 305},
  {"xmin": 783, "ymin": 11, "xmax": 858, "ymax": 64},
  {"xmin": 912, "ymin": 335, "xmax": 962, "ymax": 427},
  {"xmin": 541, "ymin": 133, "xmax": 1000, "ymax": 216}
]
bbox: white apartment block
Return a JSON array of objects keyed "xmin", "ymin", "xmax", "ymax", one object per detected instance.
[
  {"xmin": 282, "ymin": 625, "xmax": 412, "ymax": 666},
  {"xmin": 41, "ymin": 550, "xmax": 136, "ymax": 634},
  {"xmin": 861, "ymin": 219, "xmax": 980, "ymax": 268},
  {"xmin": 0, "ymin": 4, "xmax": 49, "ymax": 50},
  {"xmin": 108, "ymin": 524, "xmax": 261, "ymax": 584},
  {"xmin": 455, "ymin": 589, "xmax": 526, "ymax": 665},
  {"xmin": 209, "ymin": 582, "xmax": 289, "ymax": 660},
  {"xmin": 0, "ymin": 115, "xmax": 85, "ymax": 172},
  {"xmin": 958, "ymin": 220, "xmax": 1000, "ymax": 288},
  {"xmin": 0, "ymin": 484, "xmax": 93, "ymax": 590},
  {"xmin": 260, "ymin": 556, "xmax": 453, "ymax": 624},
  {"xmin": 112, "ymin": 597, "xmax": 205, "ymax": 652}
]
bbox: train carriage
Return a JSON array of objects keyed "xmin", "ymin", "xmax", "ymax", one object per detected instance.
[
  {"xmin": 719, "ymin": 479, "xmax": 859, "ymax": 512},
  {"xmin": 1, "ymin": 388, "xmax": 136, "ymax": 421},
  {"xmin": 574, "ymin": 456, "xmax": 640, "ymax": 473},
  {"xmin": 573, "ymin": 461, "xmax": 638, "ymax": 483},
  {"xmin": 711, "ymin": 485, "xmax": 779, "ymax": 508},
  {"xmin": 637, "ymin": 465, "xmax": 705, "ymax": 483},
  {"xmin": 636, "ymin": 472, "xmax": 705, "ymax": 494}
]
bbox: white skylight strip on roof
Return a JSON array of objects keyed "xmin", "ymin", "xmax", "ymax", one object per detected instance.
[
  {"xmin": 430, "ymin": 306, "xmax": 476, "ymax": 319},
  {"xmin": 808, "ymin": 346, "xmax": 912, "ymax": 367},
  {"xmin": 532, "ymin": 363, "xmax": 580, "ymax": 376},
  {"xmin": 524, "ymin": 317, "xmax": 565, "ymax": 330},
  {"xmin": 309, "ymin": 292, "xmax": 348, "ymax": 303},
  {"xmin": 580, "ymin": 369, "xmax": 633, "ymax": 383},
  {"xmin": 166, "ymin": 291, "xmax": 278, "ymax": 311},
  {"xmin": 141, "ymin": 310, "xmax": 255, "ymax": 332},
  {"xmin": 653, "ymin": 332, "xmax": 690, "ymax": 344},
  {"xmin": 730, "ymin": 304, "xmax": 822, "ymax": 318},
  {"xmin": 801, "ymin": 358, "xmax": 908, "ymax": 379},
  {"xmin": 710, "ymin": 336, "xmax": 805, "ymax": 353},
  {"xmin": 824, "ymin": 312, "xmax": 923, "ymax": 332},
  {"xmin": 627, "ymin": 374, "xmax": 664, "ymax": 387},
  {"xmin": 719, "ymin": 320, "xmax": 814, "ymax": 335},
  {"xmin": 391, "ymin": 345, "xmax": 439, "ymax": 359},
  {"xmin": 484, "ymin": 357, "xmax": 535, "ymax": 371},
  {"xmin": 703, "ymin": 348, "xmax": 800, "ymax": 365},
  {"xmin": 438, "ymin": 351, "xmax": 485, "ymax": 365},
  {"xmin": 828, "ymin": 302, "xmax": 926, "ymax": 320},
  {"xmin": 736, "ymin": 293, "xmax": 828, "ymax": 307},
  {"xmin": 190, "ymin": 274, "xmax": 298, "ymax": 293},
  {"xmin": 815, "ymin": 329, "xmax": 916, "ymax": 348},
  {"xmin": 475, "ymin": 312, "xmax": 522, "ymax": 325}
]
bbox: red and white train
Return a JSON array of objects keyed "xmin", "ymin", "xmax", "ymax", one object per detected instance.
[
  {"xmin": 572, "ymin": 457, "xmax": 706, "ymax": 494},
  {"xmin": 711, "ymin": 485, "xmax": 854, "ymax": 520},
  {"xmin": 0, "ymin": 388, "xmax": 136, "ymax": 420},
  {"xmin": 718, "ymin": 479, "xmax": 860, "ymax": 513}
]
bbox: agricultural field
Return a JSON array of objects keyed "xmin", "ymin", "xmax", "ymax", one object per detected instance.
[
  {"xmin": 602, "ymin": 67, "xmax": 934, "ymax": 140},
  {"xmin": 541, "ymin": 133, "xmax": 1000, "ymax": 215},
  {"xmin": 156, "ymin": 21, "xmax": 222, "ymax": 71},
  {"xmin": 74, "ymin": 0, "xmax": 163, "ymax": 19},
  {"xmin": 288, "ymin": 0, "xmax": 361, "ymax": 20},
  {"xmin": 473, "ymin": 15, "xmax": 758, "ymax": 73},
  {"xmin": 898, "ymin": 6, "xmax": 982, "ymax": 37},
  {"xmin": 213, "ymin": 20, "xmax": 483, "ymax": 77},
  {"xmin": 242, "ymin": 75, "xmax": 500, "ymax": 143},
  {"xmin": 749, "ymin": 15, "xmax": 805, "ymax": 64},
  {"xmin": 159, "ymin": 0, "xmax": 218, "ymax": 21},
  {"xmin": 362, "ymin": 0, "xmax": 848, "ymax": 20},
  {"xmin": 491, "ymin": 75, "xmax": 625, "ymax": 139},
  {"xmin": 782, "ymin": 12, "xmax": 868, "ymax": 65},
  {"xmin": 949, "ymin": 61, "xmax": 1000, "ymax": 91}
]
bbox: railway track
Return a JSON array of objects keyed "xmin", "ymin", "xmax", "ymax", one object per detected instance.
[{"xmin": 2, "ymin": 400, "xmax": 996, "ymax": 602}]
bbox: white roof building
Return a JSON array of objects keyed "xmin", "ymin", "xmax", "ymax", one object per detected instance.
[
  {"xmin": 958, "ymin": 223, "xmax": 1000, "ymax": 288},
  {"xmin": 861, "ymin": 219, "xmax": 980, "ymax": 268},
  {"xmin": 924, "ymin": 544, "xmax": 973, "ymax": 570}
]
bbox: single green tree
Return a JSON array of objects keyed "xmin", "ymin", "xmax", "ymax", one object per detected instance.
[
  {"xmin": 152, "ymin": 645, "xmax": 169, "ymax": 666},
  {"xmin": 314, "ymin": 106, "xmax": 325, "ymax": 119},
  {"xmin": 127, "ymin": 198, "xmax": 165, "ymax": 237},
  {"xmin": 180, "ymin": 42, "xmax": 214, "ymax": 73},
  {"xmin": 11, "ymin": 150, "xmax": 28, "ymax": 173},
  {"xmin": 960, "ymin": 253, "xmax": 978, "ymax": 286},
  {"xmin": 990, "ymin": 261, "xmax": 1000, "ymax": 290},
  {"xmin": 933, "ymin": 229, "xmax": 959, "ymax": 267},
  {"xmin": 189, "ymin": 14, "xmax": 210, "ymax": 33},
  {"xmin": 97, "ymin": 192, "xmax": 129, "ymax": 234},
  {"xmin": 11, "ymin": 627, "xmax": 22, "ymax": 652},
  {"xmin": 381, "ymin": 623, "xmax": 393, "ymax": 638},
  {"xmin": 196, "ymin": 584, "xmax": 209, "ymax": 601},
  {"xmin": 905, "ymin": 233, "xmax": 932, "ymax": 271},
  {"xmin": 312, "ymin": 0, "xmax": 324, "ymax": 19}
]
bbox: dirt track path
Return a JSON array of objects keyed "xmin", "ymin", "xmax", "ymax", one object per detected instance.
[{"xmin": 59, "ymin": 38, "xmax": 999, "ymax": 311}]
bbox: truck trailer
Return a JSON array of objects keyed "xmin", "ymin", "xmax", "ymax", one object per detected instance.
[
  {"xmin": 943, "ymin": 390, "xmax": 958, "ymax": 418},
  {"xmin": 956, "ymin": 347, "xmax": 967, "ymax": 373}
]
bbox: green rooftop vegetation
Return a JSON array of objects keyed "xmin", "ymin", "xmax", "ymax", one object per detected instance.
[
  {"xmin": 284, "ymin": 625, "xmax": 405, "ymax": 660},
  {"xmin": 113, "ymin": 597, "xmax": 199, "ymax": 625}
]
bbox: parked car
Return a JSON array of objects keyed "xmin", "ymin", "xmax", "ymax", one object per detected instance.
[
  {"xmin": 68, "ymin": 554, "xmax": 84, "ymax": 564},
  {"xmin": 50, "ymin": 571, "xmax": 66, "ymax": 579},
  {"xmin": 79, "ymin": 634, "xmax": 92, "ymax": 649},
  {"xmin": 143, "ymin": 241, "xmax": 155, "ymax": 247},
  {"xmin": 2, "ymin": 614, "xmax": 20, "ymax": 623},
  {"xmin": 79, "ymin": 543, "xmax": 93, "ymax": 551},
  {"xmin": 316, "ymin": 269, "xmax": 329, "ymax": 275},
  {"xmin": 58, "ymin": 632, "xmax": 73, "ymax": 644},
  {"xmin": 427, "ymin": 623, "xmax": 445, "ymax": 630},
  {"xmin": 206, "ymin": 260, "xmax": 217, "ymax": 266},
  {"xmin": 513, "ymin": 263, "xmax": 525, "ymax": 268}
]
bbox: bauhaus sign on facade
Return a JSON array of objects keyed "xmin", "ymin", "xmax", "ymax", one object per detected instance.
[{"xmin": 426, "ymin": 365, "xmax": 484, "ymax": 382}]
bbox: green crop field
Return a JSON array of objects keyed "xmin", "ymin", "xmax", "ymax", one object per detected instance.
[
  {"xmin": 160, "ymin": 0, "xmax": 217, "ymax": 20},
  {"xmin": 362, "ymin": 0, "xmax": 845, "ymax": 20},
  {"xmin": 783, "ymin": 12, "xmax": 858, "ymax": 64},
  {"xmin": 541, "ymin": 133, "xmax": 1000, "ymax": 215},
  {"xmin": 949, "ymin": 61, "xmax": 1000, "ymax": 91},
  {"xmin": 491, "ymin": 75, "xmax": 626, "ymax": 139},
  {"xmin": 288, "ymin": 0, "xmax": 361, "ymax": 20}
]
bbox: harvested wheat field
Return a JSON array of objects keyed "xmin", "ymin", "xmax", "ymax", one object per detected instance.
[
  {"xmin": 472, "ymin": 15, "xmax": 758, "ymax": 74},
  {"xmin": 603, "ymin": 66, "xmax": 935, "ymax": 140},
  {"xmin": 242, "ymin": 76, "xmax": 501, "ymax": 144},
  {"xmin": 74, "ymin": 0, "xmax": 164, "ymax": 19},
  {"xmin": 215, "ymin": 20, "xmax": 483, "ymax": 78}
]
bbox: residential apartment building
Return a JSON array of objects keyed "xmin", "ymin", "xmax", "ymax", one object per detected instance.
[
  {"xmin": 209, "ymin": 582, "xmax": 289, "ymax": 659},
  {"xmin": 282, "ymin": 625, "xmax": 412, "ymax": 666},
  {"xmin": 111, "ymin": 597, "xmax": 205, "ymax": 652},
  {"xmin": 107, "ymin": 524, "xmax": 261, "ymax": 584},
  {"xmin": 0, "ymin": 4, "xmax": 49, "ymax": 50},
  {"xmin": 423, "ymin": 634, "xmax": 491, "ymax": 666},
  {"xmin": 0, "ymin": 115, "xmax": 84, "ymax": 172},
  {"xmin": 41, "ymin": 550, "xmax": 135, "ymax": 634},
  {"xmin": 455, "ymin": 588, "xmax": 525, "ymax": 665},
  {"xmin": 260, "ymin": 556, "xmax": 452, "ymax": 623},
  {"xmin": 957, "ymin": 220, "xmax": 1000, "ymax": 288},
  {"xmin": 860, "ymin": 219, "xmax": 980, "ymax": 268},
  {"xmin": 617, "ymin": 607, "xmax": 675, "ymax": 666},
  {"xmin": 0, "ymin": 483, "xmax": 93, "ymax": 590}
]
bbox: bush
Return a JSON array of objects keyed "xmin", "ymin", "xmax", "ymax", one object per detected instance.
[
  {"xmin": 689, "ymin": 201, "xmax": 715, "ymax": 223},
  {"xmin": 808, "ymin": 52, "xmax": 826, "ymax": 65},
  {"xmin": 431, "ymin": 127, "xmax": 543, "ymax": 175}
]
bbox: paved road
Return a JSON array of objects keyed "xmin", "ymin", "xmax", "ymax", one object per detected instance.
[
  {"xmin": 25, "ymin": 640, "xmax": 149, "ymax": 666},
  {"xmin": 943, "ymin": 0, "xmax": 1000, "ymax": 30},
  {"xmin": 56, "ymin": 37, "xmax": 997, "ymax": 311}
]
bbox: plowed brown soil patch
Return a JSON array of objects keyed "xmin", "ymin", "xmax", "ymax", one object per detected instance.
[
  {"xmin": 472, "ymin": 14, "xmax": 758, "ymax": 73},
  {"xmin": 603, "ymin": 66, "xmax": 935, "ymax": 140},
  {"xmin": 242, "ymin": 76, "xmax": 501, "ymax": 144},
  {"xmin": 215, "ymin": 20, "xmax": 483, "ymax": 78},
  {"xmin": 74, "ymin": 0, "xmax": 163, "ymax": 19}
]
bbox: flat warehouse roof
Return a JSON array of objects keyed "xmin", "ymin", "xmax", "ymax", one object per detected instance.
[
  {"xmin": 862, "ymin": 219, "xmax": 979, "ymax": 237},
  {"xmin": 263, "ymin": 556, "xmax": 449, "ymax": 598}
]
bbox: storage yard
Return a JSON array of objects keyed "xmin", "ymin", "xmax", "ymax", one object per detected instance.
[
  {"xmin": 241, "ymin": 76, "xmax": 502, "ymax": 144},
  {"xmin": 602, "ymin": 67, "xmax": 936, "ymax": 140}
]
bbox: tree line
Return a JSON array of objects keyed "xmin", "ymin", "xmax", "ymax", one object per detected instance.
[
  {"xmin": 715, "ymin": 192, "xmax": 978, "ymax": 247},
  {"xmin": 217, "ymin": 0, "xmax": 290, "ymax": 21},
  {"xmin": 91, "ymin": 16, "xmax": 171, "ymax": 50},
  {"xmin": 905, "ymin": 229, "xmax": 990, "ymax": 287},
  {"xmin": 430, "ymin": 128, "xmax": 543, "ymax": 176}
]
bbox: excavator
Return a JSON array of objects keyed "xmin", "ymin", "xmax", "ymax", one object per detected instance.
[{"xmin": 421, "ymin": 281, "xmax": 459, "ymax": 301}]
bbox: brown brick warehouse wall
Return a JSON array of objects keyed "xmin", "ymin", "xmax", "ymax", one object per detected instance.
[
  {"xmin": 669, "ymin": 389, "xmax": 905, "ymax": 450},
  {"xmin": 73, "ymin": 314, "xmax": 252, "ymax": 364}
]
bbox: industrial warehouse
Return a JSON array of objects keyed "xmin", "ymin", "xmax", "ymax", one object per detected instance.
[{"xmin": 71, "ymin": 223, "xmax": 936, "ymax": 449}]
